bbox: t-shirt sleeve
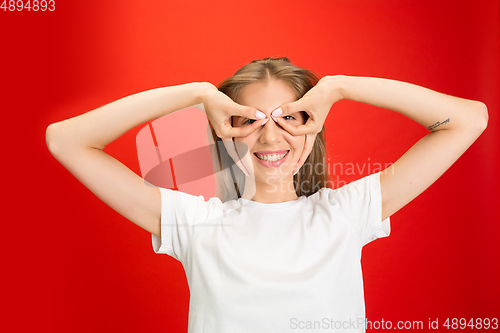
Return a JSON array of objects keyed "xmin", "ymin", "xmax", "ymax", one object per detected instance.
[
  {"xmin": 329, "ymin": 172, "xmax": 390, "ymax": 246},
  {"xmin": 151, "ymin": 188, "xmax": 223, "ymax": 261}
]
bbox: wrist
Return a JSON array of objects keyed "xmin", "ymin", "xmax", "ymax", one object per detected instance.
[
  {"xmin": 319, "ymin": 75, "xmax": 348, "ymax": 102},
  {"xmin": 195, "ymin": 82, "xmax": 218, "ymax": 105}
]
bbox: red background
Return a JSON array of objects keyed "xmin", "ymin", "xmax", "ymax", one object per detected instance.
[{"xmin": 1, "ymin": 0, "xmax": 499, "ymax": 332}]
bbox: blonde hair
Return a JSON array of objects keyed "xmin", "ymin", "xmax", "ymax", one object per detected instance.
[{"xmin": 209, "ymin": 57, "xmax": 329, "ymax": 202}]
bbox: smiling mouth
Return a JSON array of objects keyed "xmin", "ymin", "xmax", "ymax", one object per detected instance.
[{"xmin": 254, "ymin": 151, "xmax": 289, "ymax": 162}]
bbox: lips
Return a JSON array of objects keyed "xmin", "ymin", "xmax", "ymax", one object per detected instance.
[
  {"xmin": 254, "ymin": 150, "xmax": 289, "ymax": 161},
  {"xmin": 253, "ymin": 150, "xmax": 289, "ymax": 167}
]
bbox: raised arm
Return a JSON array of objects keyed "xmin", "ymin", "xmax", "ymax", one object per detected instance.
[
  {"xmin": 276, "ymin": 75, "xmax": 488, "ymax": 220},
  {"xmin": 337, "ymin": 76, "xmax": 488, "ymax": 220},
  {"xmin": 46, "ymin": 82, "xmax": 265, "ymax": 236}
]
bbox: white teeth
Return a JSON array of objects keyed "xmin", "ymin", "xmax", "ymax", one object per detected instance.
[{"xmin": 256, "ymin": 152, "xmax": 288, "ymax": 162}]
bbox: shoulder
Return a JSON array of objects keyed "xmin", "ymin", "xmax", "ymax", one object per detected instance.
[
  {"xmin": 159, "ymin": 187, "xmax": 222, "ymax": 205},
  {"xmin": 158, "ymin": 188, "xmax": 224, "ymax": 224},
  {"xmin": 307, "ymin": 173, "xmax": 382, "ymax": 204}
]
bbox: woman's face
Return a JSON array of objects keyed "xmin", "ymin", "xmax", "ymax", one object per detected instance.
[{"xmin": 232, "ymin": 79, "xmax": 306, "ymax": 187}]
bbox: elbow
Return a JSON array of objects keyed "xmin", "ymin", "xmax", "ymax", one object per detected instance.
[
  {"xmin": 474, "ymin": 101, "xmax": 489, "ymax": 133},
  {"xmin": 45, "ymin": 123, "xmax": 56, "ymax": 154},
  {"xmin": 46, "ymin": 122, "xmax": 64, "ymax": 158},
  {"xmin": 461, "ymin": 101, "xmax": 488, "ymax": 135},
  {"xmin": 46, "ymin": 120, "xmax": 98, "ymax": 158}
]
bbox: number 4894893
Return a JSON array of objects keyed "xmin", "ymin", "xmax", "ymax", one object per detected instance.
[{"xmin": 1, "ymin": 0, "xmax": 55, "ymax": 11}]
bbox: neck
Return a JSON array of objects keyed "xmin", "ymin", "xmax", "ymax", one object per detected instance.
[{"xmin": 241, "ymin": 175, "xmax": 298, "ymax": 203}]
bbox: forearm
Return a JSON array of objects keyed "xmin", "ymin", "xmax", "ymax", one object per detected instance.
[
  {"xmin": 330, "ymin": 75, "xmax": 488, "ymax": 133},
  {"xmin": 46, "ymin": 82, "xmax": 212, "ymax": 153}
]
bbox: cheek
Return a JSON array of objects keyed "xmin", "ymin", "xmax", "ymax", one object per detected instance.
[
  {"xmin": 234, "ymin": 136, "xmax": 256, "ymax": 158},
  {"xmin": 284, "ymin": 133, "xmax": 306, "ymax": 157},
  {"xmin": 233, "ymin": 139, "xmax": 249, "ymax": 154}
]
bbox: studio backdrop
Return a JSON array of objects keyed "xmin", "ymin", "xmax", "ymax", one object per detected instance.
[{"xmin": 1, "ymin": 0, "xmax": 499, "ymax": 332}]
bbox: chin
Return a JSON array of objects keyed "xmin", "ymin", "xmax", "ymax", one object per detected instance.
[{"xmin": 257, "ymin": 169, "xmax": 294, "ymax": 183}]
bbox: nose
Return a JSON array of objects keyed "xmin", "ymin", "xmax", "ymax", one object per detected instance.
[{"xmin": 259, "ymin": 117, "xmax": 282, "ymax": 145}]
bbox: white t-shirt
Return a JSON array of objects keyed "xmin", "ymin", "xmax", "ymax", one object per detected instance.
[{"xmin": 152, "ymin": 172, "xmax": 390, "ymax": 333}]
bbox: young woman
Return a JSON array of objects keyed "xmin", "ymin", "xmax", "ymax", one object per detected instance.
[{"xmin": 46, "ymin": 58, "xmax": 488, "ymax": 332}]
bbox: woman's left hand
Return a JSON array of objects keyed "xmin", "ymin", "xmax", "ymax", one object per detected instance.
[{"xmin": 272, "ymin": 75, "xmax": 344, "ymax": 169}]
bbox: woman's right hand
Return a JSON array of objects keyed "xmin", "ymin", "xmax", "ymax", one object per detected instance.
[
  {"xmin": 201, "ymin": 83, "xmax": 267, "ymax": 140},
  {"xmin": 200, "ymin": 83, "xmax": 267, "ymax": 177}
]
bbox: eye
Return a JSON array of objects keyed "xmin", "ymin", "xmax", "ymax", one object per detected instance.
[
  {"xmin": 243, "ymin": 119, "xmax": 256, "ymax": 125},
  {"xmin": 283, "ymin": 115, "xmax": 296, "ymax": 121}
]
